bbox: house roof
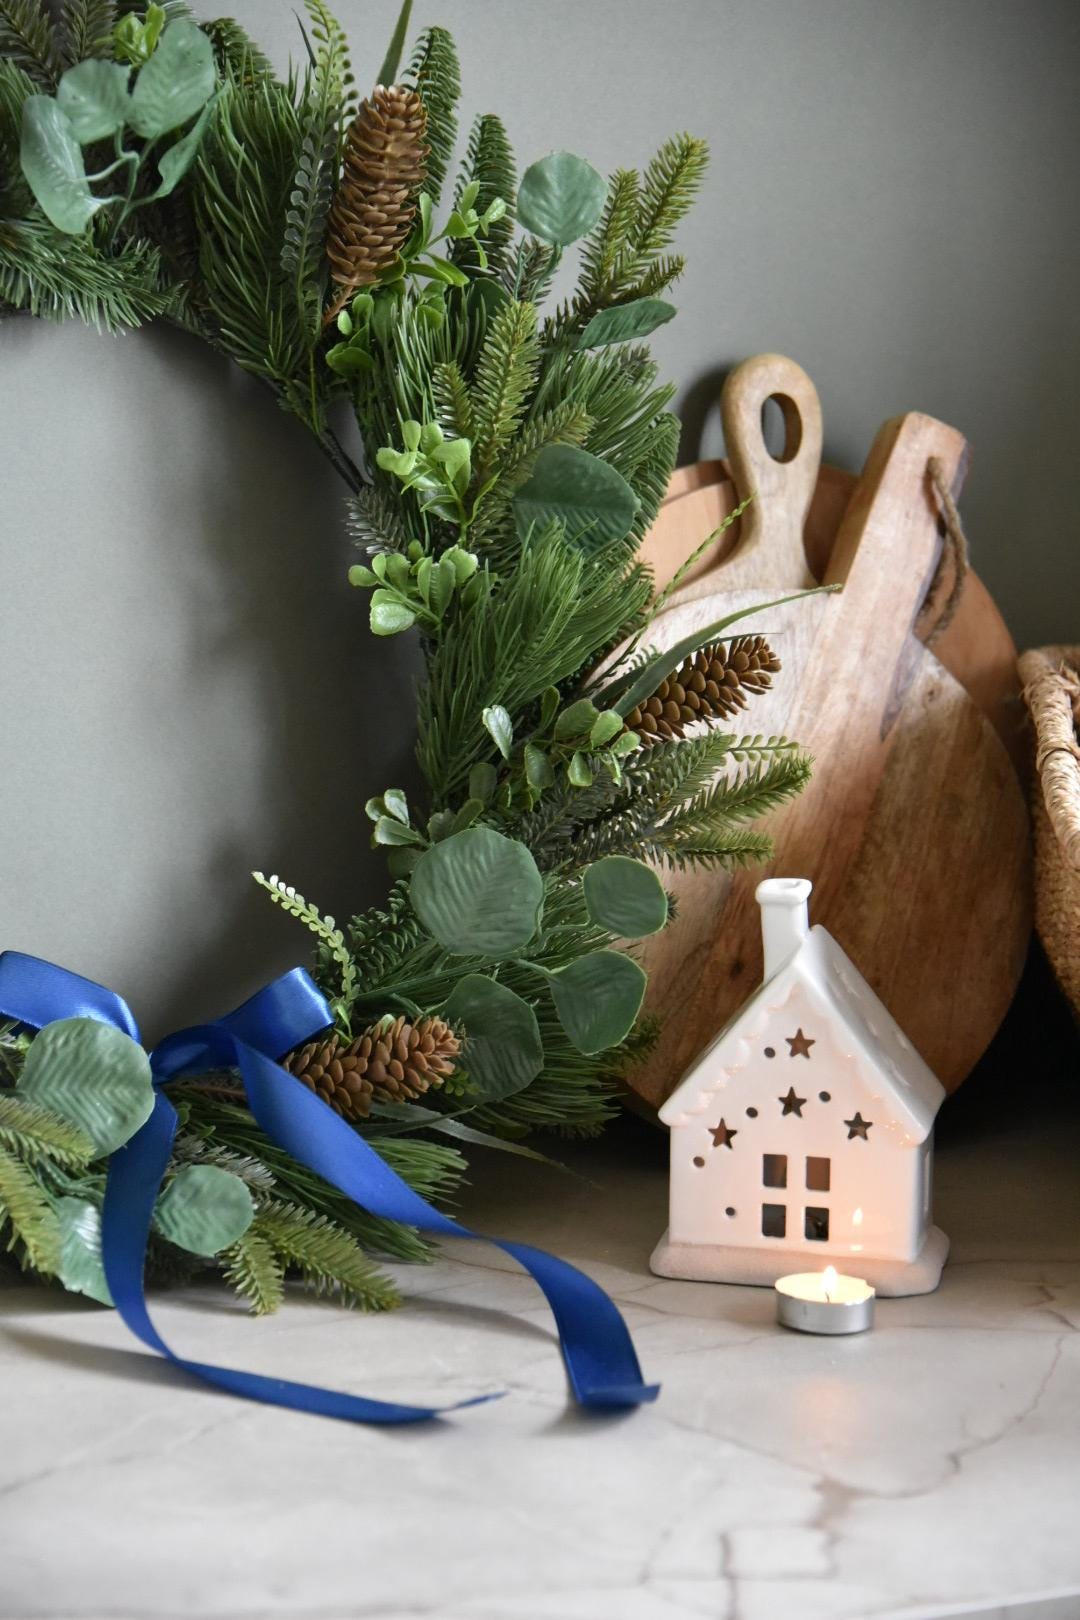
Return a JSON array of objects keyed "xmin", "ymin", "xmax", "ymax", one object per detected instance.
[{"xmin": 658, "ymin": 925, "xmax": 945, "ymax": 1142}]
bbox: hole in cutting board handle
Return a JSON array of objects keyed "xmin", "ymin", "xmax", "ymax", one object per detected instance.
[{"xmin": 761, "ymin": 393, "xmax": 804, "ymax": 464}]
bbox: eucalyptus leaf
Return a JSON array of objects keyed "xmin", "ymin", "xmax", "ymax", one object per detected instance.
[
  {"xmin": 56, "ymin": 1198, "xmax": 113, "ymax": 1306},
  {"xmin": 524, "ymin": 742, "xmax": 554, "ymax": 790},
  {"xmin": 514, "ymin": 444, "xmax": 639, "ymax": 551},
  {"xmin": 56, "ymin": 60, "xmax": 132, "ymax": 143},
  {"xmin": 609, "ymin": 587, "xmax": 841, "ymax": 716},
  {"xmin": 128, "ymin": 20, "xmax": 215, "ymax": 139},
  {"xmin": 382, "ymin": 788, "xmax": 410, "ymax": 824},
  {"xmin": 154, "ymin": 1165, "xmax": 254, "ymax": 1257},
  {"xmin": 409, "ymin": 827, "xmax": 543, "ymax": 957},
  {"xmin": 577, "ymin": 297, "xmax": 676, "ymax": 350},
  {"xmin": 151, "ymin": 98, "xmax": 215, "ymax": 199},
  {"xmin": 20, "ymin": 97, "xmax": 103, "ymax": 234},
  {"xmin": 18, "ymin": 1017, "xmax": 153, "ymax": 1157},
  {"xmin": 517, "ymin": 151, "xmax": 607, "ymax": 246},
  {"xmin": 482, "ymin": 704, "xmax": 514, "ymax": 760},
  {"xmin": 540, "ymin": 950, "xmax": 647, "ymax": 1054},
  {"xmin": 583, "ymin": 856, "xmax": 668, "ymax": 938},
  {"xmin": 444, "ymin": 974, "xmax": 543, "ymax": 1100}
]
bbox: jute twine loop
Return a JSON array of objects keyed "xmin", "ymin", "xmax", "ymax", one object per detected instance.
[{"xmin": 921, "ymin": 457, "xmax": 971, "ymax": 646}]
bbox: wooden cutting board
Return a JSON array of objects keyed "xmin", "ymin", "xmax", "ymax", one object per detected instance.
[
  {"xmin": 641, "ymin": 356, "xmax": 1024, "ymax": 771},
  {"xmin": 628, "ymin": 401, "xmax": 1031, "ymax": 1111}
]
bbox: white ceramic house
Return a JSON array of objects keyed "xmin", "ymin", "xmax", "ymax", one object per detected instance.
[{"xmin": 651, "ymin": 878, "xmax": 949, "ymax": 1296}]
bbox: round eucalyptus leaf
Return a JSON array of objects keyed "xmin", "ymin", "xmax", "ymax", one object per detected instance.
[
  {"xmin": 583, "ymin": 856, "xmax": 668, "ymax": 938},
  {"xmin": 18, "ymin": 1018, "xmax": 153, "ymax": 1157},
  {"xmin": 514, "ymin": 444, "xmax": 639, "ymax": 551},
  {"xmin": 577, "ymin": 297, "xmax": 676, "ymax": 350},
  {"xmin": 444, "ymin": 974, "xmax": 543, "ymax": 1100},
  {"xmin": 20, "ymin": 97, "xmax": 103, "ymax": 234},
  {"xmin": 545, "ymin": 950, "xmax": 647, "ymax": 1054},
  {"xmin": 56, "ymin": 60, "xmax": 132, "ymax": 143},
  {"xmin": 410, "ymin": 827, "xmax": 543, "ymax": 957},
  {"xmin": 154, "ymin": 1165, "xmax": 254, "ymax": 1257},
  {"xmin": 56, "ymin": 1198, "xmax": 113, "ymax": 1305},
  {"xmin": 517, "ymin": 151, "xmax": 607, "ymax": 246},
  {"xmin": 128, "ymin": 20, "xmax": 215, "ymax": 139}
]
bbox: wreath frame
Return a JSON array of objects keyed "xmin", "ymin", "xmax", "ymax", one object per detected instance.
[{"xmin": 0, "ymin": 0, "xmax": 811, "ymax": 1316}]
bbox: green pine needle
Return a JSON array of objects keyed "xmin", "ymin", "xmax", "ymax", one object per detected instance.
[
  {"xmin": 254, "ymin": 1199, "xmax": 400, "ymax": 1311},
  {"xmin": 0, "ymin": 1094, "xmax": 95, "ymax": 1168},
  {"xmin": 407, "ymin": 25, "xmax": 460, "ymax": 205},
  {"xmin": 0, "ymin": 1145, "xmax": 59, "ymax": 1274},
  {"xmin": 222, "ymin": 1226, "xmax": 285, "ymax": 1314}
]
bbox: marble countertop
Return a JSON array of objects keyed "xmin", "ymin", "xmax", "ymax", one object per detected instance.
[{"xmin": 2, "ymin": 1079, "xmax": 1079, "ymax": 1620}]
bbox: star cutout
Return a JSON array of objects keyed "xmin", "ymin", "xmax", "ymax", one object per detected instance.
[
  {"xmin": 786, "ymin": 1027, "xmax": 816, "ymax": 1059},
  {"xmin": 709, "ymin": 1119, "xmax": 738, "ymax": 1149},
  {"xmin": 779, "ymin": 1086, "xmax": 806, "ymax": 1117},
  {"xmin": 844, "ymin": 1112, "xmax": 872, "ymax": 1140}
]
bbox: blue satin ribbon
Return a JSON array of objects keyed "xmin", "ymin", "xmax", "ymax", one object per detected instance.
[{"xmin": 0, "ymin": 949, "xmax": 657, "ymax": 1424}]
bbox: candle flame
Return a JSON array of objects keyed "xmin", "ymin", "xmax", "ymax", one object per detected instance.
[
  {"xmin": 853, "ymin": 1207, "xmax": 864, "ymax": 1227},
  {"xmin": 823, "ymin": 1265, "xmax": 838, "ymax": 1302}
]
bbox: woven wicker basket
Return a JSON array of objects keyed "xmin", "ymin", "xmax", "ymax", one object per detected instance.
[{"xmin": 1018, "ymin": 645, "xmax": 1080, "ymax": 1016}]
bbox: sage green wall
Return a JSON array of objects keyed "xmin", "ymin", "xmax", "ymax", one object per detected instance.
[{"xmin": 3, "ymin": 0, "xmax": 1078, "ymax": 1027}]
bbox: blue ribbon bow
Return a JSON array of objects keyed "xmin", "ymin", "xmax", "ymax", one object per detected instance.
[{"xmin": 0, "ymin": 950, "xmax": 657, "ymax": 1424}]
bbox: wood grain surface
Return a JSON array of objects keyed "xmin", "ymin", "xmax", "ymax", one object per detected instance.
[{"xmin": 629, "ymin": 385, "xmax": 1031, "ymax": 1111}]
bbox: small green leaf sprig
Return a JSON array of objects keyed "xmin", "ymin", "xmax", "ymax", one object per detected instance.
[
  {"xmin": 348, "ymin": 535, "xmax": 486, "ymax": 635},
  {"xmin": 481, "ymin": 689, "xmax": 641, "ymax": 811},
  {"xmin": 18, "ymin": 15, "xmax": 217, "ymax": 238}
]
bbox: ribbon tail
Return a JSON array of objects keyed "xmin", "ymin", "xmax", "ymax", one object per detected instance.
[
  {"xmin": 236, "ymin": 1042, "xmax": 658, "ymax": 1412},
  {"xmin": 101, "ymin": 1089, "xmax": 493, "ymax": 1426}
]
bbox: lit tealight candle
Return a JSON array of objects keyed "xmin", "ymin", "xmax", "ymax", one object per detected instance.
[{"xmin": 775, "ymin": 1265, "xmax": 875, "ymax": 1335}]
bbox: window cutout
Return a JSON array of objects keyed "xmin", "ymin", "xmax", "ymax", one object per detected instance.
[
  {"xmin": 693, "ymin": 1156, "xmax": 705, "ymax": 1168},
  {"xmin": 725, "ymin": 1206, "xmax": 736, "ymax": 1218},
  {"xmin": 746, "ymin": 1106, "xmax": 758, "ymax": 1118},
  {"xmin": 763, "ymin": 1153, "xmax": 787, "ymax": 1188},
  {"xmin": 761, "ymin": 1203, "xmax": 787, "ymax": 1238},
  {"xmin": 764, "ymin": 1046, "xmax": 776, "ymax": 1059},
  {"xmin": 805, "ymin": 1206, "xmax": 830, "ymax": 1241},
  {"xmin": 806, "ymin": 1156, "xmax": 831, "ymax": 1192},
  {"xmin": 819, "ymin": 1091, "xmax": 831, "ymax": 1103}
]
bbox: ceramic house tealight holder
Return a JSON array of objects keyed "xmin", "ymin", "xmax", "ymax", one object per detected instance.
[{"xmin": 650, "ymin": 878, "xmax": 949, "ymax": 1297}]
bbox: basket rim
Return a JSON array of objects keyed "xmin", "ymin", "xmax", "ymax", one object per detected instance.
[{"xmin": 1019, "ymin": 644, "xmax": 1080, "ymax": 874}]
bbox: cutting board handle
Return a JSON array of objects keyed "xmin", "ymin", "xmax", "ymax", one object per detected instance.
[{"xmin": 721, "ymin": 353, "xmax": 822, "ymax": 588}]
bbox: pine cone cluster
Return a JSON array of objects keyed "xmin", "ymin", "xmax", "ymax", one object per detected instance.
[
  {"xmin": 284, "ymin": 1015, "xmax": 459, "ymax": 1123},
  {"xmin": 627, "ymin": 634, "xmax": 780, "ymax": 743},
  {"xmin": 325, "ymin": 86, "xmax": 428, "ymax": 300}
]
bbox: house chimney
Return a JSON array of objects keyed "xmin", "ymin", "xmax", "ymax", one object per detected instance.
[{"xmin": 756, "ymin": 877, "xmax": 812, "ymax": 980}]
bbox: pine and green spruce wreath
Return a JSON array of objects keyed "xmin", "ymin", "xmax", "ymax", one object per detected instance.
[{"xmin": 0, "ymin": 1, "xmax": 812, "ymax": 1314}]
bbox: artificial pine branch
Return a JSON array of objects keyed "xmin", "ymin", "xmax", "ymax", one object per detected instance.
[
  {"xmin": 406, "ymin": 25, "xmax": 459, "ymax": 205},
  {"xmin": 432, "ymin": 359, "xmax": 474, "ymax": 440},
  {"xmin": 0, "ymin": 0, "xmax": 59, "ymax": 88},
  {"xmin": 346, "ymin": 480, "xmax": 408, "ymax": 553},
  {"xmin": 58, "ymin": 0, "xmax": 116, "ymax": 66},
  {"xmin": 0, "ymin": 1145, "xmax": 59, "ymax": 1273},
  {"xmin": 221, "ymin": 1226, "xmax": 284, "ymax": 1314},
  {"xmin": 468, "ymin": 298, "xmax": 538, "ymax": 485},
  {"xmin": 450, "ymin": 112, "xmax": 516, "ymax": 273},
  {"xmin": 0, "ymin": 221, "xmax": 176, "ymax": 329},
  {"xmin": 0, "ymin": 1094, "xmax": 94, "ymax": 1167},
  {"xmin": 253, "ymin": 1198, "xmax": 400, "ymax": 1311},
  {"xmin": 201, "ymin": 16, "xmax": 277, "ymax": 85}
]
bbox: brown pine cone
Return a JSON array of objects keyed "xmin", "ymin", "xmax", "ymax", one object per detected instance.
[
  {"xmin": 626, "ymin": 634, "xmax": 781, "ymax": 743},
  {"xmin": 284, "ymin": 1015, "xmax": 459, "ymax": 1123},
  {"xmin": 325, "ymin": 85, "xmax": 428, "ymax": 302}
]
